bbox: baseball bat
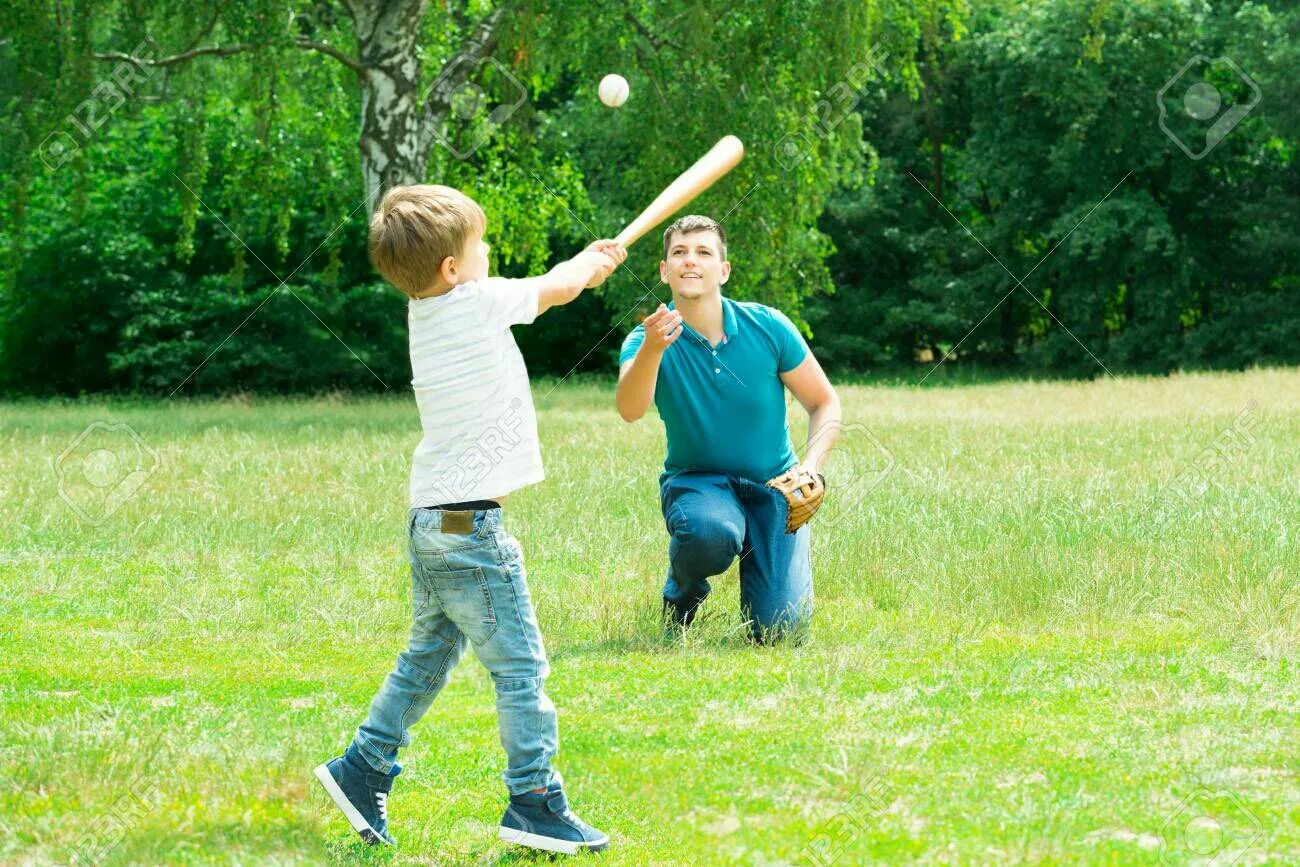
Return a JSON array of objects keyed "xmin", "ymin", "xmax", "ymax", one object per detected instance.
[{"xmin": 614, "ymin": 135, "xmax": 745, "ymax": 248}]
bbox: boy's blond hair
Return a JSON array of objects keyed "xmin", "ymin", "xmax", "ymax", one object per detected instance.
[{"xmin": 368, "ymin": 184, "xmax": 486, "ymax": 297}]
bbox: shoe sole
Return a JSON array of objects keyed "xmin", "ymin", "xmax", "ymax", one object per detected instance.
[
  {"xmin": 313, "ymin": 763, "xmax": 393, "ymax": 847},
  {"xmin": 498, "ymin": 825, "xmax": 609, "ymax": 855}
]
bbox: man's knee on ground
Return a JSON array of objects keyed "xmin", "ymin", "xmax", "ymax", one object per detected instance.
[
  {"xmin": 672, "ymin": 516, "xmax": 743, "ymax": 576},
  {"xmin": 744, "ymin": 601, "xmax": 813, "ymax": 645}
]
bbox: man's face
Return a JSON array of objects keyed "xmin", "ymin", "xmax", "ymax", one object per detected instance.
[{"xmin": 660, "ymin": 230, "xmax": 730, "ymax": 299}]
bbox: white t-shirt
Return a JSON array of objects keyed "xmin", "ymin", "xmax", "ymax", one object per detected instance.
[{"xmin": 407, "ymin": 277, "xmax": 544, "ymax": 507}]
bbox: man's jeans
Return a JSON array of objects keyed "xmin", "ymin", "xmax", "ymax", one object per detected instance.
[
  {"xmin": 351, "ymin": 508, "xmax": 556, "ymax": 795},
  {"xmin": 660, "ymin": 469, "xmax": 813, "ymax": 640}
]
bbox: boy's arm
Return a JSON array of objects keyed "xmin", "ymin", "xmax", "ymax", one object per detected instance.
[
  {"xmin": 616, "ymin": 304, "xmax": 682, "ymax": 422},
  {"xmin": 530, "ymin": 240, "xmax": 626, "ymax": 317}
]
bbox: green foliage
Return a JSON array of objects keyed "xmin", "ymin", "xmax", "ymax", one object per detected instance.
[
  {"xmin": 110, "ymin": 279, "xmax": 408, "ymax": 393},
  {"xmin": 1, "ymin": 0, "xmax": 1297, "ymax": 394},
  {"xmin": 808, "ymin": 0, "xmax": 1299, "ymax": 375},
  {"xmin": 529, "ymin": 0, "xmax": 964, "ymax": 323}
]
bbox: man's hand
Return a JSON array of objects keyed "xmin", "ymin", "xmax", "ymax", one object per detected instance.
[{"xmin": 641, "ymin": 303, "xmax": 684, "ymax": 353}]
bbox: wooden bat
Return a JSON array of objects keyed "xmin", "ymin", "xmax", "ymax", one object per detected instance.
[{"xmin": 614, "ymin": 135, "xmax": 745, "ymax": 248}]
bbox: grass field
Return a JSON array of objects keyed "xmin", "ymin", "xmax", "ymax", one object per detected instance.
[{"xmin": 3, "ymin": 368, "xmax": 1298, "ymax": 865}]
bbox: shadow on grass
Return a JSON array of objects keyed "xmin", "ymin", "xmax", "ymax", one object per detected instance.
[{"xmin": 323, "ymin": 836, "xmax": 602, "ymax": 865}]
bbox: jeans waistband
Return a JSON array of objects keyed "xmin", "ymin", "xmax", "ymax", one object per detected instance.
[
  {"xmin": 411, "ymin": 504, "xmax": 502, "ymax": 536},
  {"xmin": 425, "ymin": 500, "xmax": 500, "ymax": 511}
]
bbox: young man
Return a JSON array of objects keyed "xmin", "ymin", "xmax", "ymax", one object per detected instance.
[
  {"xmin": 315, "ymin": 184, "xmax": 625, "ymax": 854},
  {"xmin": 616, "ymin": 215, "xmax": 842, "ymax": 642}
]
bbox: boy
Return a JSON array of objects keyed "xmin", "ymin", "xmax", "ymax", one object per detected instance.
[{"xmin": 314, "ymin": 184, "xmax": 625, "ymax": 855}]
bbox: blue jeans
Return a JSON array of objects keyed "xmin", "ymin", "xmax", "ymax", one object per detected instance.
[
  {"xmin": 660, "ymin": 469, "xmax": 813, "ymax": 640},
  {"xmin": 351, "ymin": 508, "xmax": 556, "ymax": 795}
]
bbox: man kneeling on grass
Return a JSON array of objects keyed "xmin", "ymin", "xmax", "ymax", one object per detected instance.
[{"xmin": 616, "ymin": 215, "xmax": 842, "ymax": 643}]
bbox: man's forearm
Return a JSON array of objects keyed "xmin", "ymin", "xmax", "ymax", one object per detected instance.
[
  {"xmin": 802, "ymin": 396, "xmax": 843, "ymax": 473},
  {"xmin": 616, "ymin": 345, "xmax": 664, "ymax": 421}
]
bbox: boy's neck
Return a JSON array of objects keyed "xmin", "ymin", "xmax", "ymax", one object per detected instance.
[
  {"xmin": 674, "ymin": 291, "xmax": 725, "ymax": 345},
  {"xmin": 411, "ymin": 281, "xmax": 455, "ymax": 300}
]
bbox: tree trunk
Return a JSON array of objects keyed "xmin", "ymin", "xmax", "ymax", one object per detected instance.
[
  {"xmin": 350, "ymin": 0, "xmax": 429, "ymax": 210},
  {"xmin": 348, "ymin": 1, "xmax": 507, "ymax": 210},
  {"xmin": 1000, "ymin": 298, "xmax": 1016, "ymax": 361}
]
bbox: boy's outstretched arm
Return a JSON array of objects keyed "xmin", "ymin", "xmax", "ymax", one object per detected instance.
[{"xmin": 532, "ymin": 240, "xmax": 626, "ymax": 317}]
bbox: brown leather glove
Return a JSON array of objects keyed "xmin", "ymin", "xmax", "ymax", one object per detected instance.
[{"xmin": 765, "ymin": 468, "xmax": 825, "ymax": 533}]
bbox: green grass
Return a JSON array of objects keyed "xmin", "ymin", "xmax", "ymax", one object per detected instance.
[{"xmin": 2, "ymin": 368, "xmax": 1298, "ymax": 865}]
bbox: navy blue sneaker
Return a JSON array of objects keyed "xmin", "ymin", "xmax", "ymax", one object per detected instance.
[
  {"xmin": 314, "ymin": 746, "xmax": 398, "ymax": 846},
  {"xmin": 499, "ymin": 778, "xmax": 609, "ymax": 855}
]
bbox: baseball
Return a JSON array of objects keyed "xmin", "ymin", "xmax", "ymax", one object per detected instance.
[{"xmin": 598, "ymin": 73, "xmax": 629, "ymax": 108}]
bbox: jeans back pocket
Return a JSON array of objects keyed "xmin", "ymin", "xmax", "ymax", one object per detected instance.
[{"xmin": 428, "ymin": 566, "xmax": 498, "ymax": 645}]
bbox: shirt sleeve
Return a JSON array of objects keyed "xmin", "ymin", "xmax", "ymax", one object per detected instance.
[
  {"xmin": 768, "ymin": 307, "xmax": 809, "ymax": 373},
  {"xmin": 619, "ymin": 325, "xmax": 647, "ymax": 366},
  {"xmin": 477, "ymin": 277, "xmax": 540, "ymax": 329}
]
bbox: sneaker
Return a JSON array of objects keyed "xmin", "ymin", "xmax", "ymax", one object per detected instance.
[
  {"xmin": 499, "ymin": 779, "xmax": 609, "ymax": 855},
  {"xmin": 313, "ymin": 746, "xmax": 398, "ymax": 846}
]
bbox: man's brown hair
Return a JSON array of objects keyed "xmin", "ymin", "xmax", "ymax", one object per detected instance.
[
  {"xmin": 662, "ymin": 214, "xmax": 727, "ymax": 261},
  {"xmin": 368, "ymin": 184, "xmax": 486, "ymax": 297}
]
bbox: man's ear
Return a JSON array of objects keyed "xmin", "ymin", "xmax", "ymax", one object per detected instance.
[
  {"xmin": 720, "ymin": 260, "xmax": 731, "ymax": 285},
  {"xmin": 659, "ymin": 260, "xmax": 669, "ymax": 283},
  {"xmin": 439, "ymin": 255, "xmax": 457, "ymax": 287}
]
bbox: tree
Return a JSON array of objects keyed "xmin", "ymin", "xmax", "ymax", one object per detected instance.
[
  {"xmin": 809, "ymin": 0, "xmax": 1298, "ymax": 375},
  {"xmin": 90, "ymin": 1, "xmax": 508, "ymax": 209}
]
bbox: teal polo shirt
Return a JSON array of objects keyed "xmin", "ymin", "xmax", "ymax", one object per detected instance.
[{"xmin": 619, "ymin": 297, "xmax": 809, "ymax": 482}]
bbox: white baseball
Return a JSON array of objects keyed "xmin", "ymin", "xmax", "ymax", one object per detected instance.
[{"xmin": 598, "ymin": 73, "xmax": 629, "ymax": 108}]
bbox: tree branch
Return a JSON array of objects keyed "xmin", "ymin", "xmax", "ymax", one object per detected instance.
[
  {"xmin": 94, "ymin": 43, "xmax": 254, "ymax": 67},
  {"xmin": 624, "ymin": 12, "xmax": 681, "ymax": 52},
  {"xmin": 294, "ymin": 39, "xmax": 365, "ymax": 75},
  {"xmin": 180, "ymin": 2, "xmax": 226, "ymax": 54},
  {"xmin": 94, "ymin": 38, "xmax": 364, "ymax": 76},
  {"xmin": 419, "ymin": 6, "xmax": 509, "ymax": 130}
]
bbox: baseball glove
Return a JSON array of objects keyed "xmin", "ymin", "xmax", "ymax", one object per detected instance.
[{"xmin": 765, "ymin": 468, "xmax": 826, "ymax": 533}]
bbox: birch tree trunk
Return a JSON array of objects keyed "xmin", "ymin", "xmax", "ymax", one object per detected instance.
[
  {"xmin": 348, "ymin": 0, "xmax": 426, "ymax": 208},
  {"xmin": 346, "ymin": 0, "xmax": 506, "ymax": 209}
]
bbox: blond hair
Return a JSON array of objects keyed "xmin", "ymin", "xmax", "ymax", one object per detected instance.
[
  {"xmin": 368, "ymin": 184, "xmax": 486, "ymax": 297},
  {"xmin": 662, "ymin": 214, "xmax": 727, "ymax": 261}
]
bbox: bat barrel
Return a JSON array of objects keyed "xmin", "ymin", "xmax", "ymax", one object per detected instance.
[{"xmin": 615, "ymin": 135, "xmax": 745, "ymax": 248}]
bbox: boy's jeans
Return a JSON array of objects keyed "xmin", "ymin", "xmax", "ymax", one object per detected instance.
[
  {"xmin": 660, "ymin": 469, "xmax": 813, "ymax": 640},
  {"xmin": 351, "ymin": 507, "xmax": 556, "ymax": 795}
]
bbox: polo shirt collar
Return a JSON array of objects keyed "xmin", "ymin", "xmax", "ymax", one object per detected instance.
[{"xmin": 667, "ymin": 296, "xmax": 738, "ymax": 344}]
